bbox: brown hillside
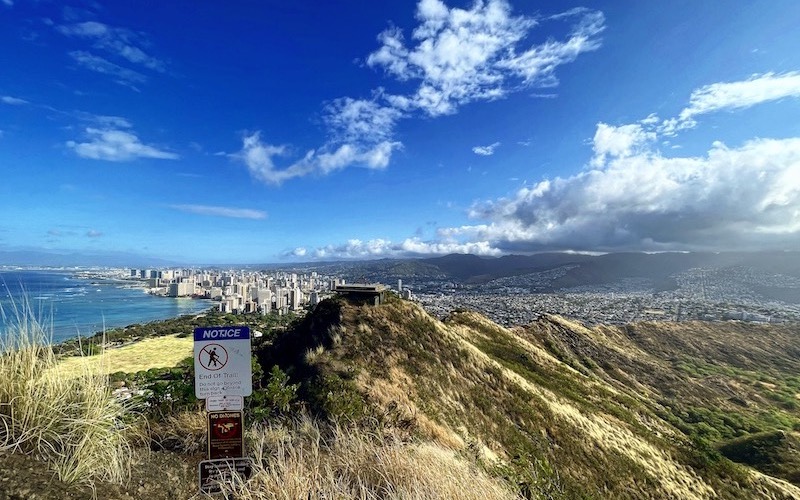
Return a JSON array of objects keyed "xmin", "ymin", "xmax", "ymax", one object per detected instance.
[{"xmin": 268, "ymin": 296, "xmax": 800, "ymax": 499}]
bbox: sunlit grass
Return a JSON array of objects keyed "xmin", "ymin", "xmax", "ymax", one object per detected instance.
[
  {"xmin": 57, "ymin": 333, "xmax": 193, "ymax": 377},
  {"xmin": 219, "ymin": 416, "xmax": 517, "ymax": 500},
  {"xmin": 0, "ymin": 301, "xmax": 137, "ymax": 490}
]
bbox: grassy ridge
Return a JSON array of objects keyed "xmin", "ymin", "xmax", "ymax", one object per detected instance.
[{"xmin": 262, "ymin": 297, "xmax": 800, "ymax": 498}]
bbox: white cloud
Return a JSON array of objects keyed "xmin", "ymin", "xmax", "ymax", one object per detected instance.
[
  {"xmin": 367, "ymin": 1, "xmax": 604, "ymax": 116},
  {"xmin": 71, "ymin": 111, "xmax": 133, "ymax": 128},
  {"xmin": 323, "ymin": 97, "xmax": 403, "ymax": 143},
  {"xmin": 67, "ymin": 128, "xmax": 178, "ymax": 161},
  {"xmin": 679, "ymin": 72, "xmax": 800, "ymax": 122},
  {"xmin": 58, "ymin": 21, "xmax": 165, "ymax": 72},
  {"xmin": 69, "ymin": 51, "xmax": 146, "ymax": 88},
  {"xmin": 591, "ymin": 123, "xmax": 655, "ymax": 167},
  {"xmin": 92, "ymin": 114, "xmax": 132, "ymax": 128},
  {"xmin": 233, "ymin": 132, "xmax": 303, "ymax": 185},
  {"xmin": 316, "ymin": 141, "xmax": 400, "ymax": 173},
  {"xmin": 440, "ymin": 136, "xmax": 800, "ymax": 252},
  {"xmin": 233, "ymin": 132, "xmax": 401, "ymax": 185},
  {"xmin": 472, "ymin": 142, "xmax": 500, "ymax": 155},
  {"xmin": 656, "ymin": 72, "xmax": 800, "ymax": 136},
  {"xmin": 310, "ymin": 237, "xmax": 501, "ymax": 259},
  {"xmin": 1, "ymin": 95, "xmax": 27, "ymax": 105},
  {"xmin": 58, "ymin": 21, "xmax": 109, "ymax": 37},
  {"xmin": 170, "ymin": 204, "xmax": 267, "ymax": 220},
  {"xmin": 86, "ymin": 230, "xmax": 103, "ymax": 238},
  {"xmin": 291, "ymin": 247, "xmax": 307, "ymax": 257},
  {"xmin": 235, "ymin": 2, "xmax": 603, "ymax": 185}
]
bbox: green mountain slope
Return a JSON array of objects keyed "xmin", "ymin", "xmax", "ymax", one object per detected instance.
[{"xmin": 258, "ymin": 296, "xmax": 800, "ymax": 498}]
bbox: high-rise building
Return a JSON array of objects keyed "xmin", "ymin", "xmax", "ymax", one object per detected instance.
[{"xmin": 290, "ymin": 288, "xmax": 302, "ymax": 310}]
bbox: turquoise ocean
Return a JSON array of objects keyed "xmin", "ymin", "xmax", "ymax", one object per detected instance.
[{"xmin": 0, "ymin": 270, "xmax": 213, "ymax": 343}]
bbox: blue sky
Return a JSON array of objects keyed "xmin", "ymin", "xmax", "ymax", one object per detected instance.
[{"xmin": 1, "ymin": 1, "xmax": 799, "ymax": 264}]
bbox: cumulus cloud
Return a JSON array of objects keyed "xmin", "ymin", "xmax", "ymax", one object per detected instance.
[
  {"xmin": 591, "ymin": 123, "xmax": 655, "ymax": 167},
  {"xmin": 441, "ymin": 136, "xmax": 800, "ymax": 252},
  {"xmin": 170, "ymin": 204, "xmax": 267, "ymax": 219},
  {"xmin": 367, "ymin": 1, "xmax": 604, "ymax": 116},
  {"xmin": 67, "ymin": 128, "xmax": 178, "ymax": 161},
  {"xmin": 473, "ymin": 142, "xmax": 500, "ymax": 155},
  {"xmin": 234, "ymin": 132, "xmax": 401, "ymax": 185},
  {"xmin": 456, "ymin": 71, "xmax": 797, "ymax": 252},
  {"xmin": 1, "ymin": 95, "xmax": 27, "ymax": 105}
]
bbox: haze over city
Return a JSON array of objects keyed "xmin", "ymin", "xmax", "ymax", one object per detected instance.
[{"xmin": 2, "ymin": 1, "xmax": 799, "ymax": 264}]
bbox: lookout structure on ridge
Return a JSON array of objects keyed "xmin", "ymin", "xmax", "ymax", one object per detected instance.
[{"xmin": 334, "ymin": 283, "xmax": 388, "ymax": 306}]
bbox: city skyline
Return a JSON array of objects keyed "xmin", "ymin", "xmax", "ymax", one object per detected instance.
[{"xmin": 2, "ymin": 1, "xmax": 799, "ymax": 264}]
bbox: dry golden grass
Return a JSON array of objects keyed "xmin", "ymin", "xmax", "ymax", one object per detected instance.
[
  {"xmin": 148, "ymin": 410, "xmax": 207, "ymax": 454},
  {"xmin": 56, "ymin": 334, "xmax": 193, "ymax": 376},
  {"xmin": 455, "ymin": 332, "xmax": 716, "ymax": 499},
  {"xmin": 746, "ymin": 469, "xmax": 800, "ymax": 499},
  {"xmin": 220, "ymin": 417, "xmax": 517, "ymax": 500},
  {"xmin": 0, "ymin": 306, "xmax": 137, "ymax": 490}
]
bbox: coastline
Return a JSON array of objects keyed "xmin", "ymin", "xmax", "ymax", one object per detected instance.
[{"xmin": 0, "ymin": 269, "xmax": 214, "ymax": 343}]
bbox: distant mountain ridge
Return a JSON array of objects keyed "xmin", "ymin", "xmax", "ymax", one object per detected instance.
[{"xmin": 411, "ymin": 251, "xmax": 800, "ymax": 285}]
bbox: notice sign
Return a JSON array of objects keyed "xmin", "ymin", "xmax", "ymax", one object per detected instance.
[
  {"xmin": 208, "ymin": 410, "xmax": 245, "ymax": 459},
  {"xmin": 198, "ymin": 458, "xmax": 253, "ymax": 495},
  {"xmin": 194, "ymin": 326, "xmax": 252, "ymax": 398}
]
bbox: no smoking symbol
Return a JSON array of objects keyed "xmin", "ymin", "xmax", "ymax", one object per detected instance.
[{"xmin": 199, "ymin": 343, "xmax": 228, "ymax": 371}]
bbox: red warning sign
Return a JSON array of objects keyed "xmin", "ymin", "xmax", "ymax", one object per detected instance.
[{"xmin": 207, "ymin": 411, "xmax": 244, "ymax": 459}]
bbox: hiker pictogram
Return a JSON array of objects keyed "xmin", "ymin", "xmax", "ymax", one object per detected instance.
[{"xmin": 199, "ymin": 343, "xmax": 228, "ymax": 370}]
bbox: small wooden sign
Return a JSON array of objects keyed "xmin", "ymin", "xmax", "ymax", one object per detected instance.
[{"xmin": 207, "ymin": 411, "xmax": 244, "ymax": 460}]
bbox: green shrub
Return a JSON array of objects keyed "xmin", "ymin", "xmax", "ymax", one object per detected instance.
[{"xmin": 247, "ymin": 365, "xmax": 299, "ymax": 422}]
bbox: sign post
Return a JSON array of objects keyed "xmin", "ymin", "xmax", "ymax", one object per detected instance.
[{"xmin": 194, "ymin": 325, "xmax": 254, "ymax": 494}]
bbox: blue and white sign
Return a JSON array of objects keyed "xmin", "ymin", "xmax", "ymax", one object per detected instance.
[{"xmin": 194, "ymin": 326, "xmax": 252, "ymax": 398}]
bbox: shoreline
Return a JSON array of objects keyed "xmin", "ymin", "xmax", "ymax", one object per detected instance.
[{"xmin": 0, "ymin": 269, "xmax": 215, "ymax": 344}]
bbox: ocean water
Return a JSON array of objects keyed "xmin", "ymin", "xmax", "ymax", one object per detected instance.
[{"xmin": 0, "ymin": 270, "xmax": 213, "ymax": 343}]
